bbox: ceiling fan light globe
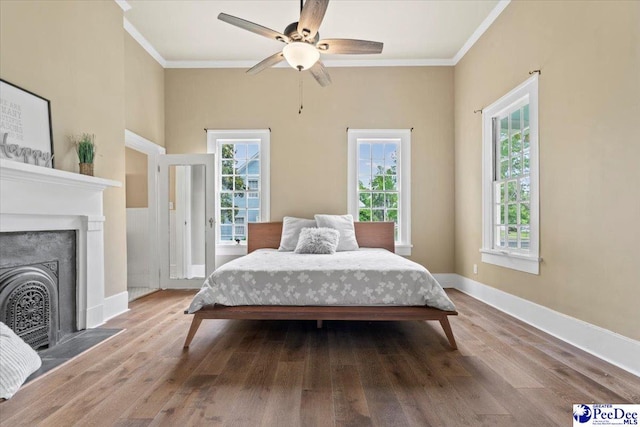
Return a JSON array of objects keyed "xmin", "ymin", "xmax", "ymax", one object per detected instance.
[{"xmin": 283, "ymin": 42, "xmax": 320, "ymax": 70}]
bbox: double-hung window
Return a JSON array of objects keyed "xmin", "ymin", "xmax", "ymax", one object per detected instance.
[
  {"xmin": 207, "ymin": 129, "xmax": 270, "ymax": 255},
  {"xmin": 481, "ymin": 75, "xmax": 540, "ymax": 274},
  {"xmin": 348, "ymin": 129, "xmax": 411, "ymax": 255}
]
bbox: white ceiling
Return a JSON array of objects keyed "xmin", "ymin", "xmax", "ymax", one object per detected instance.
[{"xmin": 123, "ymin": 0, "xmax": 507, "ymax": 67}]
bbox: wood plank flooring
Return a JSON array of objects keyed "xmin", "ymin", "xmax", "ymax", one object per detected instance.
[{"xmin": 1, "ymin": 289, "xmax": 638, "ymax": 426}]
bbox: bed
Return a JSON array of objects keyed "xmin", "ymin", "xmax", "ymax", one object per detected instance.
[{"xmin": 183, "ymin": 221, "xmax": 458, "ymax": 349}]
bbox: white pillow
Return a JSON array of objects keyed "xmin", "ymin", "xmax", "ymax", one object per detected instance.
[
  {"xmin": 314, "ymin": 214, "xmax": 359, "ymax": 251},
  {"xmin": 0, "ymin": 322, "xmax": 42, "ymax": 399},
  {"xmin": 294, "ymin": 227, "xmax": 340, "ymax": 254},
  {"xmin": 278, "ymin": 217, "xmax": 317, "ymax": 251}
]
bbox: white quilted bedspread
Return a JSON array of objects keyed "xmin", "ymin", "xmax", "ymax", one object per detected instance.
[{"xmin": 187, "ymin": 249, "xmax": 456, "ymax": 313}]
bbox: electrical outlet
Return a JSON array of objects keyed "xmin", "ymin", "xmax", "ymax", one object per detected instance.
[{"xmin": 473, "ymin": 264, "xmax": 478, "ymax": 275}]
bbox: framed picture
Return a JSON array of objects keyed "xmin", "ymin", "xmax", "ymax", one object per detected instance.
[{"xmin": 0, "ymin": 79, "xmax": 54, "ymax": 167}]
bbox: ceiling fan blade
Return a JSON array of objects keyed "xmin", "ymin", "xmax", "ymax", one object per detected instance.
[
  {"xmin": 316, "ymin": 39, "xmax": 383, "ymax": 54},
  {"xmin": 297, "ymin": 0, "xmax": 329, "ymax": 40},
  {"xmin": 218, "ymin": 13, "xmax": 289, "ymax": 43},
  {"xmin": 247, "ymin": 52, "xmax": 285, "ymax": 75},
  {"xmin": 309, "ymin": 61, "xmax": 331, "ymax": 87}
]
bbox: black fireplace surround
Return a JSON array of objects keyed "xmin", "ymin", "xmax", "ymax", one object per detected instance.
[{"xmin": 0, "ymin": 230, "xmax": 77, "ymax": 349}]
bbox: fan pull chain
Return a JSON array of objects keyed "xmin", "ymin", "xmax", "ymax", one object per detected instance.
[{"xmin": 298, "ymin": 70, "xmax": 304, "ymax": 115}]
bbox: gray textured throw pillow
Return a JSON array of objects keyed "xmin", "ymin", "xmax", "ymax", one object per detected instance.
[
  {"xmin": 278, "ymin": 217, "xmax": 317, "ymax": 251},
  {"xmin": 294, "ymin": 227, "xmax": 340, "ymax": 254},
  {"xmin": 314, "ymin": 214, "xmax": 359, "ymax": 251}
]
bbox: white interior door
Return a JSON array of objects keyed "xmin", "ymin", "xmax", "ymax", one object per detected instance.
[{"xmin": 158, "ymin": 154, "xmax": 215, "ymax": 288}]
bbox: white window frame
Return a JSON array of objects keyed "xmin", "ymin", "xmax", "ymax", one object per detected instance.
[
  {"xmin": 348, "ymin": 129, "xmax": 412, "ymax": 256},
  {"xmin": 481, "ymin": 75, "xmax": 540, "ymax": 274},
  {"xmin": 207, "ymin": 129, "xmax": 270, "ymax": 256}
]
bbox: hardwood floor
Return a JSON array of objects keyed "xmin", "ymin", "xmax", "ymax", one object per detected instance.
[{"xmin": 1, "ymin": 289, "xmax": 638, "ymax": 426}]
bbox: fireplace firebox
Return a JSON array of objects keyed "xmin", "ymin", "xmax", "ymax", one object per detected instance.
[{"xmin": 0, "ymin": 230, "xmax": 77, "ymax": 349}]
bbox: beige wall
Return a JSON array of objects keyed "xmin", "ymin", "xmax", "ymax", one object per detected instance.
[
  {"xmin": 125, "ymin": 33, "xmax": 165, "ymax": 147},
  {"xmin": 0, "ymin": 0, "xmax": 127, "ymax": 298},
  {"xmin": 124, "ymin": 32, "xmax": 164, "ymax": 209},
  {"xmin": 454, "ymin": 1, "xmax": 640, "ymax": 340},
  {"xmin": 166, "ymin": 67, "xmax": 455, "ymax": 272},
  {"xmin": 125, "ymin": 147, "xmax": 148, "ymax": 208}
]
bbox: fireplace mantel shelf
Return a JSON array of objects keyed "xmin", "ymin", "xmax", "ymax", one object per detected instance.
[{"xmin": 0, "ymin": 159, "xmax": 121, "ymax": 191}]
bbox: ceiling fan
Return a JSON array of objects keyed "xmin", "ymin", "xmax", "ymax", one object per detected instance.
[{"xmin": 218, "ymin": 0, "xmax": 384, "ymax": 87}]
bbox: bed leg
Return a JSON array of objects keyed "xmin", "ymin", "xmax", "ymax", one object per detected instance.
[
  {"xmin": 183, "ymin": 314, "xmax": 203, "ymax": 348},
  {"xmin": 316, "ymin": 320, "xmax": 323, "ymax": 329},
  {"xmin": 439, "ymin": 316, "xmax": 458, "ymax": 350}
]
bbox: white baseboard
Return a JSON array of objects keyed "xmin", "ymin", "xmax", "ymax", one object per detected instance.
[
  {"xmin": 440, "ymin": 274, "xmax": 639, "ymax": 377},
  {"xmin": 85, "ymin": 304, "xmax": 104, "ymax": 329},
  {"xmin": 103, "ymin": 291, "xmax": 129, "ymax": 322},
  {"xmin": 432, "ymin": 273, "xmax": 459, "ymax": 288},
  {"xmin": 162, "ymin": 283, "xmax": 202, "ymax": 290}
]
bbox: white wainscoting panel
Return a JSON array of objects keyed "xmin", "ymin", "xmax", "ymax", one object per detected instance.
[{"xmin": 126, "ymin": 208, "xmax": 150, "ymax": 287}]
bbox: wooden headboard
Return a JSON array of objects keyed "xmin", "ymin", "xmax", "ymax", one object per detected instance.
[{"xmin": 247, "ymin": 222, "xmax": 395, "ymax": 253}]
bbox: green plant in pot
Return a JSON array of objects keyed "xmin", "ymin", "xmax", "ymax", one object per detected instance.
[{"xmin": 72, "ymin": 133, "xmax": 96, "ymax": 176}]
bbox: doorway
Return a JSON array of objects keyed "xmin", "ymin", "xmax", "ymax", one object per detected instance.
[{"xmin": 124, "ymin": 130, "xmax": 165, "ymax": 301}]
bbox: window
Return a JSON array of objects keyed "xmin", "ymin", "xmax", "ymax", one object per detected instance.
[
  {"xmin": 207, "ymin": 130, "xmax": 270, "ymax": 254},
  {"xmin": 348, "ymin": 129, "xmax": 411, "ymax": 255},
  {"xmin": 481, "ymin": 75, "xmax": 540, "ymax": 274}
]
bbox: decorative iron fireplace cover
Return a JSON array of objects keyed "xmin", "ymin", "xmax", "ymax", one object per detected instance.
[{"xmin": 0, "ymin": 263, "xmax": 59, "ymax": 349}]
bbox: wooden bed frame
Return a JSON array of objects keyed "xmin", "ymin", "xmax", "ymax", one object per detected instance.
[{"xmin": 184, "ymin": 222, "xmax": 458, "ymax": 349}]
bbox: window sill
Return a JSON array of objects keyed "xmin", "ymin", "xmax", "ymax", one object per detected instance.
[
  {"xmin": 395, "ymin": 244, "xmax": 412, "ymax": 256},
  {"xmin": 480, "ymin": 248, "xmax": 540, "ymax": 275},
  {"xmin": 216, "ymin": 244, "xmax": 248, "ymax": 256}
]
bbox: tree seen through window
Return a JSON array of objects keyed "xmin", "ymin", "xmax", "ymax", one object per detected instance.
[{"xmin": 357, "ymin": 141, "xmax": 400, "ymax": 239}]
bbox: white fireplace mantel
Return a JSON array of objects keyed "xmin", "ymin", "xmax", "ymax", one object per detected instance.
[{"xmin": 0, "ymin": 159, "xmax": 121, "ymax": 329}]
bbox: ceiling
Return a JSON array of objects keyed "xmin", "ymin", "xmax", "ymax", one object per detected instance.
[{"xmin": 123, "ymin": 0, "xmax": 506, "ymax": 67}]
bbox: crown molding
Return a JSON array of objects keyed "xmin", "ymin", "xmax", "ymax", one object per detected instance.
[
  {"xmin": 166, "ymin": 60, "xmax": 269, "ymax": 69},
  {"xmin": 165, "ymin": 58, "xmax": 455, "ymax": 69},
  {"xmin": 114, "ymin": 0, "xmax": 131, "ymax": 12},
  {"xmin": 123, "ymin": 18, "xmax": 167, "ymax": 68},
  {"xmin": 452, "ymin": 0, "xmax": 511, "ymax": 65},
  {"xmin": 124, "ymin": 129, "xmax": 165, "ymax": 155},
  {"xmin": 123, "ymin": 0, "xmax": 510, "ymax": 70},
  {"xmin": 322, "ymin": 58, "xmax": 455, "ymax": 67}
]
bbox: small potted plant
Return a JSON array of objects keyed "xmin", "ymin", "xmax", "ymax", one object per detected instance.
[{"xmin": 71, "ymin": 133, "xmax": 96, "ymax": 176}]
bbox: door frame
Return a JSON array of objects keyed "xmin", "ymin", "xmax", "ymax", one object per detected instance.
[{"xmin": 124, "ymin": 129, "xmax": 165, "ymax": 291}]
